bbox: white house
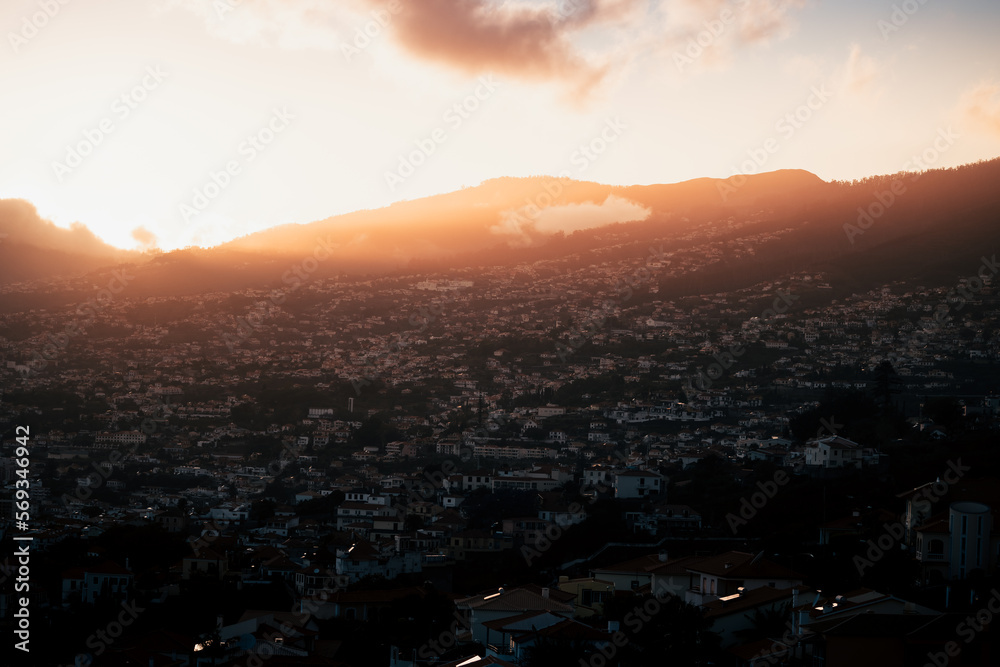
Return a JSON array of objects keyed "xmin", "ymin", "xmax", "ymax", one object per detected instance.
[
  {"xmin": 334, "ymin": 539, "xmax": 422, "ymax": 584},
  {"xmin": 455, "ymin": 587, "xmax": 574, "ymax": 646},
  {"xmin": 915, "ymin": 501, "xmax": 997, "ymax": 584},
  {"xmin": 209, "ymin": 503, "xmax": 250, "ymax": 523},
  {"xmin": 685, "ymin": 551, "xmax": 803, "ymax": 606},
  {"xmin": 62, "ymin": 561, "xmax": 133, "ymax": 604},
  {"xmin": 804, "ymin": 436, "xmax": 879, "ymax": 469},
  {"xmin": 613, "ymin": 469, "xmax": 664, "ymax": 499}
]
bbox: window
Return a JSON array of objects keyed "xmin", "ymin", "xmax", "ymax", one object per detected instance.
[{"xmin": 928, "ymin": 539, "xmax": 945, "ymax": 556}]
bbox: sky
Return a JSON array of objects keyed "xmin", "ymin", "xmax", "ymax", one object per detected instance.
[{"xmin": 1, "ymin": 0, "xmax": 998, "ymax": 252}]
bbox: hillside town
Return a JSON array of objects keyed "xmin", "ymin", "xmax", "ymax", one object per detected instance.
[{"xmin": 2, "ymin": 224, "xmax": 1000, "ymax": 665}]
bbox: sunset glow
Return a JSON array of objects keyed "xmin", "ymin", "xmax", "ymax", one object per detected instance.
[{"xmin": 1, "ymin": 0, "xmax": 999, "ymax": 251}]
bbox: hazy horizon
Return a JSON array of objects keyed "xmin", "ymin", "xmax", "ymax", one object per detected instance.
[{"xmin": 1, "ymin": 0, "xmax": 999, "ymax": 252}]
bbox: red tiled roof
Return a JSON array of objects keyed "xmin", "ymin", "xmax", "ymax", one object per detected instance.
[
  {"xmin": 687, "ymin": 552, "xmax": 803, "ymax": 580},
  {"xmin": 516, "ymin": 618, "xmax": 610, "ymax": 642},
  {"xmin": 702, "ymin": 586, "xmax": 796, "ymax": 619},
  {"xmin": 458, "ymin": 587, "xmax": 573, "ymax": 613}
]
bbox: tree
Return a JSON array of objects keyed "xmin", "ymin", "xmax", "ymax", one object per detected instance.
[
  {"xmin": 923, "ymin": 396, "xmax": 964, "ymax": 430},
  {"xmin": 745, "ymin": 602, "xmax": 792, "ymax": 643},
  {"xmin": 874, "ymin": 360, "xmax": 901, "ymax": 414},
  {"xmin": 523, "ymin": 636, "xmax": 608, "ymax": 667},
  {"xmin": 602, "ymin": 592, "xmax": 721, "ymax": 665}
]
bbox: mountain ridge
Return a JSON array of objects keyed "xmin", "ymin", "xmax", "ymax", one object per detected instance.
[{"xmin": 1, "ymin": 161, "xmax": 997, "ymax": 301}]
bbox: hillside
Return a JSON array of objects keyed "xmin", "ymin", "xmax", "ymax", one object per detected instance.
[{"xmin": 1, "ymin": 160, "xmax": 998, "ymax": 302}]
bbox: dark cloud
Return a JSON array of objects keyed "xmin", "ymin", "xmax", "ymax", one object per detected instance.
[
  {"xmin": 0, "ymin": 199, "xmax": 123, "ymax": 257},
  {"xmin": 371, "ymin": 0, "xmax": 640, "ymax": 99}
]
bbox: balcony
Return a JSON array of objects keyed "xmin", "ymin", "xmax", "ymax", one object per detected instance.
[
  {"xmin": 487, "ymin": 643, "xmax": 514, "ymax": 656},
  {"xmin": 916, "ymin": 550, "xmax": 947, "ymax": 562}
]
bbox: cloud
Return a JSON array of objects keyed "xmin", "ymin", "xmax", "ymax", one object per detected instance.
[
  {"xmin": 154, "ymin": 0, "xmax": 642, "ymax": 99},
  {"xmin": 733, "ymin": 0, "xmax": 806, "ymax": 44},
  {"xmin": 534, "ymin": 195, "xmax": 650, "ymax": 233},
  {"xmin": 494, "ymin": 194, "xmax": 650, "ymax": 246},
  {"xmin": 959, "ymin": 83, "xmax": 1000, "ymax": 137},
  {"xmin": 0, "ymin": 199, "xmax": 123, "ymax": 257},
  {"xmin": 131, "ymin": 226, "xmax": 159, "ymax": 249},
  {"xmin": 842, "ymin": 44, "xmax": 880, "ymax": 95},
  {"xmin": 367, "ymin": 0, "xmax": 639, "ymax": 98},
  {"xmin": 664, "ymin": 0, "xmax": 806, "ymax": 45},
  {"xmin": 660, "ymin": 0, "xmax": 806, "ymax": 71},
  {"xmin": 152, "ymin": 0, "xmax": 361, "ymax": 50},
  {"xmin": 783, "ymin": 54, "xmax": 824, "ymax": 83}
]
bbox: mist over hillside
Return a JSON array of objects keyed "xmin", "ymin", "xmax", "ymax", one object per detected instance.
[
  {"xmin": 2, "ymin": 159, "xmax": 998, "ymax": 301},
  {"xmin": 0, "ymin": 199, "xmax": 139, "ymax": 284}
]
